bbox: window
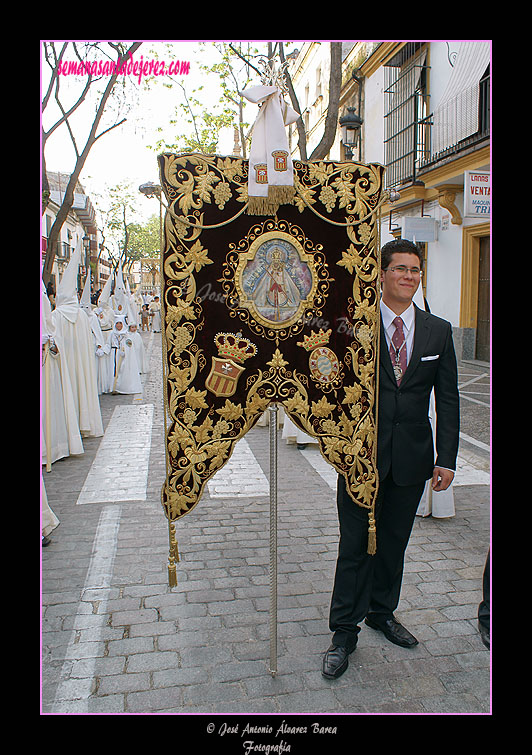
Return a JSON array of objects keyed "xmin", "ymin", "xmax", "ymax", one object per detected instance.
[
  {"xmin": 383, "ymin": 43, "xmax": 429, "ymax": 188},
  {"xmin": 316, "ymin": 66, "xmax": 322, "ymax": 99},
  {"xmin": 59, "ymin": 242, "xmax": 71, "ymax": 260}
]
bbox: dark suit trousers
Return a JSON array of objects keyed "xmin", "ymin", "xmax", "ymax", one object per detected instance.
[
  {"xmin": 329, "ymin": 473, "xmax": 425, "ymax": 650},
  {"xmin": 478, "ymin": 551, "xmax": 490, "ymax": 630}
]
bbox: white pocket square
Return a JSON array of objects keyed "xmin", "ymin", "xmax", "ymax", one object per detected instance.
[{"xmin": 421, "ymin": 355, "xmax": 439, "ymax": 361}]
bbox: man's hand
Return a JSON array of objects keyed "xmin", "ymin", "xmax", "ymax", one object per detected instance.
[{"xmin": 432, "ymin": 467, "xmax": 455, "ymax": 491}]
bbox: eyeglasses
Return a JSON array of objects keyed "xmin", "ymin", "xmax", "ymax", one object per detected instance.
[{"xmin": 384, "ymin": 265, "xmax": 422, "ymax": 276}]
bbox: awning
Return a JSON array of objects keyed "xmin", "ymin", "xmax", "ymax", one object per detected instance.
[{"xmin": 432, "ymin": 41, "xmax": 490, "ymax": 156}]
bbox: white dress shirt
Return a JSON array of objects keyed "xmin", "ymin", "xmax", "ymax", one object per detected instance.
[{"xmin": 380, "ymin": 300, "xmax": 415, "ymax": 365}]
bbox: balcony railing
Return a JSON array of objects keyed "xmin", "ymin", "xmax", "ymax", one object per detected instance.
[
  {"xmin": 419, "ymin": 72, "xmax": 490, "ymax": 169},
  {"xmin": 385, "ymin": 72, "xmax": 490, "ymax": 188}
]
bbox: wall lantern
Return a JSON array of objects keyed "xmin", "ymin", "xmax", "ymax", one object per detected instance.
[
  {"xmin": 339, "ymin": 106, "xmax": 363, "ymax": 160},
  {"xmin": 139, "ymin": 181, "xmax": 162, "ymax": 198}
]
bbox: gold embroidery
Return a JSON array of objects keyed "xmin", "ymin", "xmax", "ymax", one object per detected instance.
[{"xmin": 158, "ymin": 153, "xmax": 385, "ymax": 578}]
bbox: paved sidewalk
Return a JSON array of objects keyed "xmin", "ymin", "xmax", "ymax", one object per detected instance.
[{"xmin": 41, "ymin": 331, "xmax": 490, "ymax": 716}]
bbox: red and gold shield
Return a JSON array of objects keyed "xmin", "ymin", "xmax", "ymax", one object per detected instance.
[
  {"xmin": 254, "ymin": 163, "xmax": 268, "ymax": 184},
  {"xmin": 205, "ymin": 357, "xmax": 245, "ymax": 397},
  {"xmin": 272, "ymin": 150, "xmax": 288, "ymax": 171}
]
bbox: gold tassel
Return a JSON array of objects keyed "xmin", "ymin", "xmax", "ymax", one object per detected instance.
[
  {"xmin": 167, "ymin": 521, "xmax": 179, "ymax": 587},
  {"xmin": 367, "ymin": 512, "xmax": 377, "ymax": 555},
  {"xmin": 168, "ymin": 562, "xmax": 177, "ymax": 587}
]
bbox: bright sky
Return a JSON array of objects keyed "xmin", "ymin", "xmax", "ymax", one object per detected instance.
[{"xmin": 41, "ymin": 41, "xmax": 297, "ymax": 224}]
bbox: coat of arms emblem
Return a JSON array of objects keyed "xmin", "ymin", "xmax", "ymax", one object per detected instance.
[
  {"xmin": 297, "ymin": 328, "xmax": 341, "ymax": 387},
  {"xmin": 206, "ymin": 332, "xmax": 258, "ymax": 397},
  {"xmin": 272, "ymin": 149, "xmax": 289, "ymax": 171},
  {"xmin": 254, "ymin": 163, "xmax": 268, "ymax": 184}
]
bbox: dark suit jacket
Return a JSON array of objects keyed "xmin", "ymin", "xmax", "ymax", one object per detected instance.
[{"xmin": 377, "ymin": 304, "xmax": 459, "ymax": 486}]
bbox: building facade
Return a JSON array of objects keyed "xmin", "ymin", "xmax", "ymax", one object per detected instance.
[
  {"xmin": 289, "ymin": 41, "xmax": 491, "ymax": 362},
  {"xmin": 42, "ymin": 172, "xmax": 112, "ymax": 292}
]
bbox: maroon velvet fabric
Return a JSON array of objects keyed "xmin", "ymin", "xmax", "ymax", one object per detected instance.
[{"xmin": 158, "ymin": 153, "xmax": 385, "ymax": 537}]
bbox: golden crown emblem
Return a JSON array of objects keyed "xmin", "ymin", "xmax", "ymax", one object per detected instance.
[
  {"xmin": 214, "ymin": 332, "xmax": 258, "ymax": 364},
  {"xmin": 297, "ymin": 328, "xmax": 332, "ymax": 352}
]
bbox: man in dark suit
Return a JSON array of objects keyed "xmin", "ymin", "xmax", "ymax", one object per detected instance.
[{"xmin": 322, "ymin": 238, "xmax": 460, "ymax": 679}]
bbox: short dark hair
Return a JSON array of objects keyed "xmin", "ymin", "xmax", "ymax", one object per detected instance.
[{"xmin": 381, "ymin": 239, "xmax": 423, "ymax": 270}]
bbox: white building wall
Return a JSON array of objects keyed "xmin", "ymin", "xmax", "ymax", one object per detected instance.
[
  {"xmin": 418, "ymin": 201, "xmax": 463, "ymax": 326},
  {"xmin": 290, "ymin": 42, "xmax": 332, "ymax": 159},
  {"xmin": 362, "ymin": 66, "xmax": 385, "ymax": 167},
  {"xmin": 289, "ymin": 41, "xmax": 489, "ymax": 344}
]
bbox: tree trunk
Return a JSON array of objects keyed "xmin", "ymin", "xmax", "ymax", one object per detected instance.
[
  {"xmin": 42, "ymin": 42, "xmax": 142, "ymax": 286},
  {"xmin": 279, "ymin": 43, "xmax": 307, "ymax": 162},
  {"xmin": 308, "ymin": 42, "xmax": 343, "ymax": 162}
]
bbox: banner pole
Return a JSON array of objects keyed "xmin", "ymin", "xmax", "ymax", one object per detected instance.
[
  {"xmin": 268, "ymin": 402, "xmax": 279, "ymax": 677},
  {"xmin": 44, "ymin": 341, "xmax": 52, "ymax": 473}
]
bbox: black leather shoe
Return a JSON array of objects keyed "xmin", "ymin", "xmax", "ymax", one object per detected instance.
[
  {"xmin": 322, "ymin": 644, "xmax": 356, "ymax": 679},
  {"xmin": 365, "ymin": 615, "xmax": 418, "ymax": 648}
]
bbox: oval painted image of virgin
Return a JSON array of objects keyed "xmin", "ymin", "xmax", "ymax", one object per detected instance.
[{"xmin": 236, "ymin": 232, "xmax": 317, "ymax": 328}]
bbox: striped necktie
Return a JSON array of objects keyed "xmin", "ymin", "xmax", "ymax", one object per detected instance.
[{"xmin": 390, "ymin": 316, "xmax": 407, "ymax": 384}]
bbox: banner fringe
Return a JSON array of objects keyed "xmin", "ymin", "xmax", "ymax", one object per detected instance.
[{"xmin": 247, "ymin": 185, "xmax": 295, "ymax": 216}]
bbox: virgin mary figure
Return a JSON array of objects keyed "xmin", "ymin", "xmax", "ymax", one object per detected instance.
[{"xmin": 252, "ymin": 246, "xmax": 304, "ymax": 323}]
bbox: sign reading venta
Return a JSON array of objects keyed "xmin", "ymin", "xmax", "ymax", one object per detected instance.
[{"xmin": 464, "ymin": 171, "xmax": 490, "ymax": 217}]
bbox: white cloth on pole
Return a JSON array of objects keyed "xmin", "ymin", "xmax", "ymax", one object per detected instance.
[{"xmin": 240, "ymin": 84, "xmax": 299, "ymax": 214}]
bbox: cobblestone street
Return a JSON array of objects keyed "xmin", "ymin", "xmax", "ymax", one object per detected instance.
[{"xmin": 41, "ymin": 330, "xmax": 490, "ymax": 717}]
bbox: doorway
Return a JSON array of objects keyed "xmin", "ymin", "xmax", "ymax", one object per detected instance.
[{"xmin": 475, "ymin": 236, "xmax": 490, "ymax": 362}]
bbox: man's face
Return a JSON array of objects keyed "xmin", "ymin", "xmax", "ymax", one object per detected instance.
[{"xmin": 380, "ymin": 252, "xmax": 421, "ymax": 310}]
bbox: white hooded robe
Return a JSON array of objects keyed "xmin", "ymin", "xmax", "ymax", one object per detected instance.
[
  {"xmin": 50, "ymin": 241, "xmax": 103, "ymax": 438},
  {"xmin": 110, "ymin": 317, "xmax": 143, "ymax": 394},
  {"xmin": 95, "ymin": 274, "xmax": 115, "ymax": 393},
  {"xmin": 41, "ymin": 281, "xmax": 84, "ymax": 465},
  {"xmin": 128, "ymin": 326, "xmax": 149, "ymax": 374}
]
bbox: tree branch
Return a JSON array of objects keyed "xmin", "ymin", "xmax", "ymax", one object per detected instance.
[
  {"xmin": 43, "ymin": 42, "xmax": 93, "ymax": 145},
  {"xmin": 228, "ymin": 43, "xmax": 263, "ymax": 78},
  {"xmin": 94, "ymin": 117, "xmax": 127, "ymax": 142},
  {"xmin": 42, "ymin": 41, "xmax": 142, "ymax": 285},
  {"xmin": 42, "ymin": 42, "xmax": 68, "ymax": 113}
]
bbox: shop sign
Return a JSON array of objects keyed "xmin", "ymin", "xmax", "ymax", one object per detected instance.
[
  {"xmin": 401, "ymin": 216, "xmax": 437, "ymax": 242},
  {"xmin": 464, "ymin": 171, "xmax": 490, "ymax": 217}
]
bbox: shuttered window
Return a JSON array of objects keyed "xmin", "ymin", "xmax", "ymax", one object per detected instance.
[{"xmin": 383, "ymin": 43, "xmax": 430, "ymax": 188}]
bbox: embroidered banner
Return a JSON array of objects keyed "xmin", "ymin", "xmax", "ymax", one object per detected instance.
[{"xmin": 158, "ymin": 153, "xmax": 386, "ymax": 584}]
